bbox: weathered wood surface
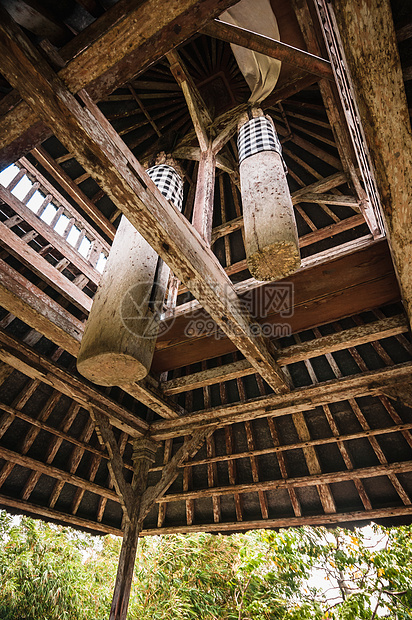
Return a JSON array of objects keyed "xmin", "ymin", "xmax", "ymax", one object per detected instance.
[
  {"xmin": 150, "ymin": 420, "xmax": 412, "ymax": 470},
  {"xmin": 0, "ymin": 259, "xmax": 182, "ymax": 420},
  {"xmin": 191, "ymin": 146, "xmax": 216, "ymax": 244},
  {"xmin": 161, "ymin": 314, "xmax": 408, "ymax": 394},
  {"xmin": 142, "ymin": 505, "xmax": 412, "ymax": 535},
  {"xmin": 201, "ymin": 18, "xmax": 333, "ymax": 80},
  {"xmin": 0, "ymin": 0, "xmax": 241, "ymax": 167},
  {"xmin": 154, "ymin": 459, "xmax": 412, "ymax": 504},
  {"xmin": 332, "ymin": 0, "xmax": 412, "ymax": 327},
  {"xmin": 0, "ymin": 220, "xmax": 93, "ymax": 313},
  {"xmin": 290, "ymin": 0, "xmax": 382, "ymax": 238},
  {"xmin": 20, "ymin": 156, "xmax": 111, "ymax": 253},
  {"xmin": 30, "ymin": 147, "xmax": 115, "ymax": 241},
  {"xmin": 138, "ymin": 428, "xmax": 215, "ymax": 524},
  {"xmin": 0, "ymin": 183, "xmax": 102, "ymax": 285},
  {"xmin": 0, "ymin": 10, "xmax": 289, "ymax": 394},
  {"xmin": 0, "ymin": 492, "xmax": 121, "ymax": 535},
  {"xmin": 153, "ymin": 241, "xmax": 400, "ymax": 372},
  {"xmin": 0, "ymin": 443, "xmax": 118, "ymax": 502},
  {"xmin": 296, "ymin": 193, "xmax": 360, "ymax": 207},
  {"xmin": 0, "ymin": 327, "xmax": 149, "ymax": 437},
  {"xmin": 151, "ymin": 361, "xmax": 412, "ymax": 440}
]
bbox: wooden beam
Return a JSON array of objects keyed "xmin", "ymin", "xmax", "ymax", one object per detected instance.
[
  {"xmin": 20, "ymin": 156, "xmax": 110, "ymax": 253},
  {"xmin": 0, "ymin": 10, "xmax": 289, "ymax": 395},
  {"xmin": 30, "ymin": 147, "xmax": 116, "ymax": 241},
  {"xmin": 151, "ymin": 361, "xmax": 412, "ymax": 440},
  {"xmin": 91, "ymin": 411, "xmax": 135, "ymax": 520},
  {"xmin": 0, "ymin": 0, "xmax": 241, "ymax": 167},
  {"xmin": 331, "ymin": 0, "xmax": 412, "ymax": 328},
  {"xmin": 295, "ymin": 193, "xmax": 360, "ymax": 207},
  {"xmin": 167, "ymin": 50, "xmax": 212, "ymax": 151},
  {"xmin": 155, "ymin": 459, "xmax": 412, "ymax": 504},
  {"xmin": 161, "ymin": 314, "xmax": 408, "ymax": 394},
  {"xmin": 0, "ymin": 220, "xmax": 93, "ymax": 313},
  {"xmin": 0, "ymin": 327, "xmax": 149, "ymax": 437},
  {"xmin": 0, "ymin": 259, "xmax": 183, "ymax": 420},
  {"xmin": 0, "ymin": 183, "xmax": 101, "ymax": 285},
  {"xmin": 201, "ymin": 19, "xmax": 333, "ymax": 81},
  {"xmin": 0, "ymin": 443, "xmax": 118, "ymax": 502},
  {"xmin": 102, "ymin": 435, "xmax": 158, "ymax": 620},
  {"xmin": 142, "ymin": 505, "xmax": 412, "ymax": 535},
  {"xmin": 149, "ymin": 420, "xmax": 412, "ymax": 470},
  {"xmin": 0, "ymin": 492, "xmax": 121, "ymax": 535}
]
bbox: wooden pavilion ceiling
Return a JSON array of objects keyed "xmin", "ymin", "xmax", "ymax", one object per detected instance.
[{"xmin": 0, "ymin": 0, "xmax": 411, "ymax": 540}]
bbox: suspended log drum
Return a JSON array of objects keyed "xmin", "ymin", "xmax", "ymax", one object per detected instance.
[
  {"xmin": 77, "ymin": 160, "xmax": 183, "ymax": 386},
  {"xmin": 238, "ymin": 108, "xmax": 300, "ymax": 281}
]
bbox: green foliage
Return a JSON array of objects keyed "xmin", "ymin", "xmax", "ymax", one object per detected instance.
[
  {"xmin": 0, "ymin": 510, "xmax": 411, "ymax": 619},
  {"xmin": 0, "ymin": 511, "xmax": 116, "ymax": 619}
]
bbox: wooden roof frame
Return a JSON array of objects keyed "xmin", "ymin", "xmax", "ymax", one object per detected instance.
[{"xmin": 0, "ymin": 0, "xmax": 411, "ymax": 617}]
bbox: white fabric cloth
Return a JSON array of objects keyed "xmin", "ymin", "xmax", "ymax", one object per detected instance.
[{"xmin": 220, "ymin": 0, "xmax": 281, "ymax": 104}]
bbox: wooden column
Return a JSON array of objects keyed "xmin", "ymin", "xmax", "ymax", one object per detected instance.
[
  {"xmin": 77, "ymin": 160, "xmax": 183, "ymax": 386},
  {"xmin": 238, "ymin": 109, "xmax": 300, "ymax": 281},
  {"xmin": 192, "ymin": 146, "xmax": 216, "ymax": 244},
  {"xmin": 330, "ymin": 0, "xmax": 412, "ymax": 327},
  {"xmin": 109, "ymin": 437, "xmax": 158, "ymax": 620}
]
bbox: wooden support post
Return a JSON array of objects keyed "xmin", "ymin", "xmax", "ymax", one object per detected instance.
[
  {"xmin": 192, "ymin": 146, "xmax": 216, "ymax": 244},
  {"xmin": 330, "ymin": 0, "xmax": 412, "ymax": 328},
  {"xmin": 91, "ymin": 416, "xmax": 159, "ymax": 620},
  {"xmin": 238, "ymin": 109, "xmax": 300, "ymax": 280}
]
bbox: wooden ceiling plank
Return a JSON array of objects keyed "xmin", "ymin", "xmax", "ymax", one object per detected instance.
[
  {"xmin": 0, "ymin": 9, "xmax": 289, "ymax": 394},
  {"xmin": 0, "ymin": 258, "xmax": 190, "ymax": 420},
  {"xmin": 0, "ymin": 492, "xmax": 121, "ymax": 535},
  {"xmin": 0, "ymin": 327, "xmax": 148, "ymax": 437},
  {"xmin": 150, "ymin": 459, "xmax": 412, "ymax": 504},
  {"xmin": 156, "ymin": 420, "xmax": 412, "ymax": 471}
]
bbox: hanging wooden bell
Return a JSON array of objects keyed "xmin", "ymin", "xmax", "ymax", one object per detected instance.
[
  {"xmin": 77, "ymin": 162, "xmax": 183, "ymax": 386},
  {"xmin": 238, "ymin": 108, "xmax": 300, "ymax": 281}
]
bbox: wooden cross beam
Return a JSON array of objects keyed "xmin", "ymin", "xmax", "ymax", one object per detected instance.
[
  {"xmin": 0, "ymin": 0, "xmax": 241, "ymax": 168},
  {"xmin": 150, "ymin": 360, "xmax": 412, "ymax": 440},
  {"xmin": 201, "ymin": 18, "xmax": 334, "ymax": 81},
  {"xmin": 0, "ymin": 8, "xmax": 289, "ymax": 394}
]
